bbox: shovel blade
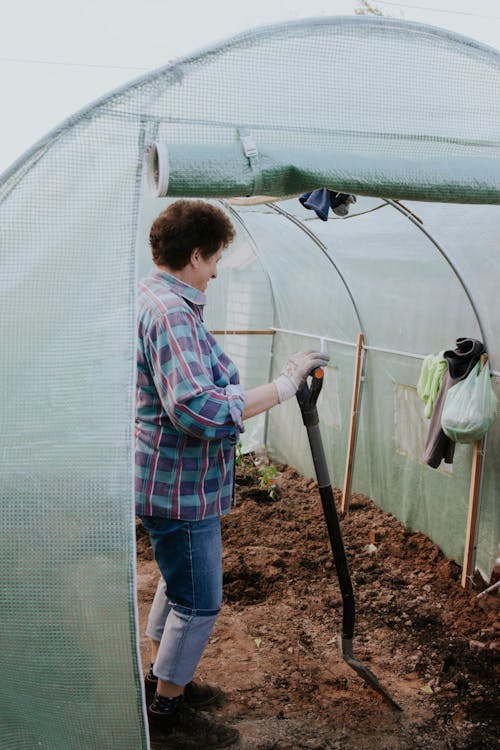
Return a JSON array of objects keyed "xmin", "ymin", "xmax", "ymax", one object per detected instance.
[{"xmin": 338, "ymin": 636, "xmax": 402, "ymax": 711}]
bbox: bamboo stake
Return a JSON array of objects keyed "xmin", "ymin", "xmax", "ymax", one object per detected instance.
[
  {"xmin": 461, "ymin": 353, "xmax": 489, "ymax": 589},
  {"xmin": 341, "ymin": 332, "xmax": 365, "ymax": 515}
]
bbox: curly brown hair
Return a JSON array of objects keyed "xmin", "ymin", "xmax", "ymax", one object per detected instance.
[{"xmin": 149, "ymin": 200, "xmax": 235, "ymax": 269}]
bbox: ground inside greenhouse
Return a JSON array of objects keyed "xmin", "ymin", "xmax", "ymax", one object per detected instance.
[{"xmin": 135, "ymin": 457, "xmax": 499, "ymax": 750}]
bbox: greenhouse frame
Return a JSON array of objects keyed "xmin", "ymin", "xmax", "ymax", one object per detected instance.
[{"xmin": 1, "ymin": 15, "xmax": 499, "ymax": 749}]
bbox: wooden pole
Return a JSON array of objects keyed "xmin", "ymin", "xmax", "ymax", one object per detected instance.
[
  {"xmin": 461, "ymin": 437, "xmax": 485, "ymax": 589},
  {"xmin": 341, "ymin": 333, "xmax": 365, "ymax": 515},
  {"xmin": 461, "ymin": 353, "xmax": 489, "ymax": 589}
]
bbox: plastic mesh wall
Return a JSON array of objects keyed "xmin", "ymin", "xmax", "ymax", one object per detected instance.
[{"xmin": 0, "ymin": 117, "xmax": 147, "ymax": 748}]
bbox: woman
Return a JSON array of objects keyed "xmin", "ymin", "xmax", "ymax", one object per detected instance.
[{"xmin": 135, "ymin": 199, "xmax": 329, "ymax": 749}]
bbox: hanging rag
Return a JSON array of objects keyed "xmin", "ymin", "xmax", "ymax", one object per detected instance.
[
  {"xmin": 417, "ymin": 352, "xmax": 447, "ymax": 418},
  {"xmin": 423, "ymin": 338, "xmax": 485, "ymax": 468},
  {"xmin": 299, "ymin": 189, "xmax": 356, "ymax": 221}
]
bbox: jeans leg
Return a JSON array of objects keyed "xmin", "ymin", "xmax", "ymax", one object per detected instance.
[
  {"xmin": 145, "ymin": 577, "xmax": 170, "ymax": 642},
  {"xmin": 154, "ymin": 609, "xmax": 218, "ymax": 685},
  {"xmin": 140, "ymin": 515, "xmax": 222, "ymax": 686}
]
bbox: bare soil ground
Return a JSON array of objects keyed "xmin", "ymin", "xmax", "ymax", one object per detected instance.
[{"xmin": 136, "ymin": 457, "xmax": 499, "ymax": 750}]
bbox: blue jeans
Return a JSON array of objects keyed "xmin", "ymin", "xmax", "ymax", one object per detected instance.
[{"xmin": 140, "ymin": 515, "xmax": 222, "ymax": 686}]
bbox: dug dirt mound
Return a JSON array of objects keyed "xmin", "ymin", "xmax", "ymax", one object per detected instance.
[{"xmin": 136, "ymin": 460, "xmax": 499, "ymax": 750}]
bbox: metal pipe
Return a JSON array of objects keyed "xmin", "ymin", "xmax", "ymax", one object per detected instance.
[
  {"xmin": 384, "ymin": 199, "xmax": 488, "ymax": 348},
  {"xmin": 264, "ymin": 202, "xmax": 366, "ymax": 336},
  {"xmin": 210, "ymin": 329, "xmax": 274, "ymax": 335},
  {"xmin": 223, "ymin": 202, "xmax": 279, "ymax": 450},
  {"xmin": 271, "ymin": 327, "xmax": 357, "ymax": 349}
]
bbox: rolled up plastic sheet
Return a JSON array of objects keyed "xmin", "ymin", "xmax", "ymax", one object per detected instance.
[
  {"xmin": 144, "ymin": 142, "xmax": 170, "ymax": 197},
  {"xmin": 143, "ymin": 142, "xmax": 500, "ymax": 203}
]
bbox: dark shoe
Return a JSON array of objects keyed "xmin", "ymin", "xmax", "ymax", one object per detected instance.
[
  {"xmin": 185, "ymin": 680, "xmax": 223, "ymax": 708},
  {"xmin": 148, "ymin": 702, "xmax": 239, "ymax": 749},
  {"xmin": 145, "ymin": 675, "xmax": 222, "ymax": 708}
]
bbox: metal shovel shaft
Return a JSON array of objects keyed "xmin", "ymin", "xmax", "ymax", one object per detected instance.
[
  {"xmin": 297, "ymin": 372, "xmax": 402, "ymax": 711},
  {"xmin": 309, "ymin": 428, "xmax": 355, "ymax": 641}
]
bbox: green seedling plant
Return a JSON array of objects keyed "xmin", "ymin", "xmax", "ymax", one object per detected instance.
[
  {"xmin": 235, "ymin": 442, "xmax": 258, "ymax": 485},
  {"xmin": 235, "ymin": 441, "xmax": 244, "ymax": 467},
  {"xmin": 235, "ymin": 443, "xmax": 281, "ymax": 499},
  {"xmin": 258, "ymin": 463, "xmax": 280, "ymax": 501}
]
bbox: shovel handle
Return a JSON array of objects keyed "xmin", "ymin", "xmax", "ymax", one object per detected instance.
[{"xmin": 296, "ymin": 368, "xmax": 324, "ymax": 427}]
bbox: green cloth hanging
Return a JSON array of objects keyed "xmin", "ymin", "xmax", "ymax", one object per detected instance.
[{"xmin": 417, "ymin": 352, "xmax": 447, "ymax": 418}]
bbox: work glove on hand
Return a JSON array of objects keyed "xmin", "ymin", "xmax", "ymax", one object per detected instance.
[{"xmin": 274, "ymin": 350, "xmax": 330, "ymax": 403}]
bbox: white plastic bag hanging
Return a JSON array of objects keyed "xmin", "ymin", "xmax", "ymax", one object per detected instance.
[{"xmin": 441, "ymin": 360, "xmax": 497, "ymax": 444}]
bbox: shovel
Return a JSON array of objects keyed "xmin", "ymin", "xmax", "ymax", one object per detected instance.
[{"xmin": 296, "ymin": 368, "xmax": 402, "ymax": 711}]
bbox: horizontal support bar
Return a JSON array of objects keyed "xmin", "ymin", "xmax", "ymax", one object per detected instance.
[
  {"xmin": 364, "ymin": 344, "xmax": 426, "ymax": 360},
  {"xmin": 210, "ymin": 329, "xmax": 275, "ymax": 335},
  {"xmin": 270, "ymin": 327, "xmax": 356, "ymax": 348},
  {"xmin": 212, "ymin": 326, "xmax": 500, "ymax": 377}
]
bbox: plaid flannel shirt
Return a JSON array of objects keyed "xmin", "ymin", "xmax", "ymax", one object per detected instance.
[{"xmin": 135, "ymin": 269, "xmax": 245, "ymax": 520}]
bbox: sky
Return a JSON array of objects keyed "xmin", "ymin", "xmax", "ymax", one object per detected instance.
[{"xmin": 1, "ymin": 0, "xmax": 500, "ymax": 175}]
